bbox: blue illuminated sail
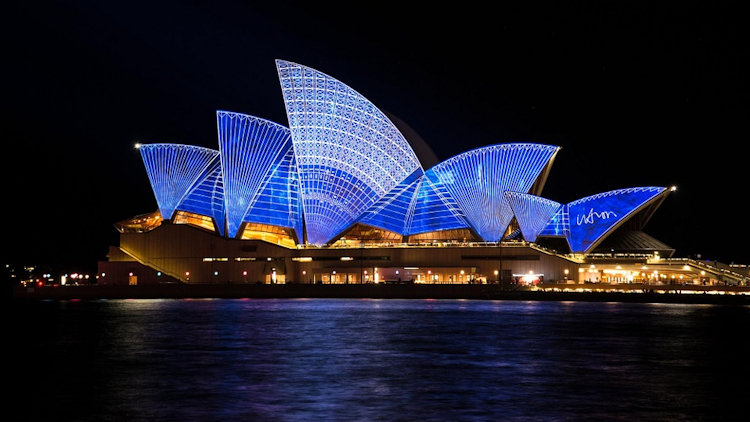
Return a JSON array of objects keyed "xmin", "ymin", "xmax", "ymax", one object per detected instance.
[
  {"xmin": 177, "ymin": 155, "xmax": 225, "ymax": 235},
  {"xmin": 538, "ymin": 206, "xmax": 571, "ymax": 238},
  {"xmin": 139, "ymin": 144, "xmax": 219, "ymax": 221},
  {"xmin": 241, "ymin": 146, "xmax": 304, "ymax": 241},
  {"xmin": 430, "ymin": 144, "xmax": 559, "ymax": 241},
  {"xmin": 132, "ymin": 61, "xmax": 673, "ymax": 257},
  {"xmin": 276, "ymin": 60, "xmax": 423, "ymax": 244},
  {"xmin": 406, "ymin": 169, "xmax": 470, "ymax": 235},
  {"xmin": 566, "ymin": 187, "xmax": 667, "ymax": 253},
  {"xmin": 504, "ymin": 191, "xmax": 561, "ymax": 242},
  {"xmin": 358, "ymin": 169, "xmax": 423, "ymax": 234},
  {"xmin": 217, "ymin": 111, "xmax": 294, "ymax": 238}
]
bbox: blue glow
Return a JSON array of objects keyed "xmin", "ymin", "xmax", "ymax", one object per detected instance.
[
  {"xmin": 217, "ymin": 111, "xmax": 294, "ymax": 238},
  {"xmin": 276, "ymin": 60, "xmax": 422, "ymax": 244},
  {"xmin": 358, "ymin": 169, "xmax": 423, "ymax": 234},
  {"xmin": 430, "ymin": 144, "xmax": 559, "ymax": 241},
  {"xmin": 566, "ymin": 187, "xmax": 667, "ymax": 253},
  {"xmin": 241, "ymin": 145, "xmax": 304, "ymax": 241},
  {"xmin": 139, "ymin": 144, "xmax": 219, "ymax": 220},
  {"xmin": 177, "ymin": 155, "xmax": 225, "ymax": 235},
  {"xmin": 407, "ymin": 169, "xmax": 470, "ymax": 235},
  {"xmin": 539, "ymin": 206, "xmax": 571, "ymax": 238},
  {"xmin": 504, "ymin": 192, "xmax": 561, "ymax": 242},
  {"xmin": 134, "ymin": 62, "xmax": 671, "ymax": 255}
]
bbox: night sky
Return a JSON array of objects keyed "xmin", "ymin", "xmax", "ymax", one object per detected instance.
[{"xmin": 6, "ymin": 1, "xmax": 748, "ymax": 273}]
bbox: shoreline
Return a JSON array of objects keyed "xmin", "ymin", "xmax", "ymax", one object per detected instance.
[{"xmin": 13, "ymin": 284, "xmax": 750, "ymax": 305}]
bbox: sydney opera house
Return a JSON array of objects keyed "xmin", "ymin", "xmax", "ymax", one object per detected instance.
[{"xmin": 98, "ymin": 60, "xmax": 746, "ymax": 286}]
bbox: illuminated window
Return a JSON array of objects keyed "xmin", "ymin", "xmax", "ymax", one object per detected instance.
[
  {"xmin": 329, "ymin": 223, "xmax": 402, "ymax": 247},
  {"xmin": 173, "ymin": 210, "xmax": 216, "ymax": 232},
  {"xmin": 114, "ymin": 211, "xmax": 162, "ymax": 233},
  {"xmin": 408, "ymin": 228, "xmax": 479, "ymax": 243},
  {"xmin": 240, "ymin": 223, "xmax": 297, "ymax": 248}
]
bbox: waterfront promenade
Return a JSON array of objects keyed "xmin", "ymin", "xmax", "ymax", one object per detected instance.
[{"xmin": 13, "ymin": 283, "xmax": 750, "ymax": 305}]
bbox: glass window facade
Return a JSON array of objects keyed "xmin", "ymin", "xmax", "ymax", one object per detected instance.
[{"xmin": 173, "ymin": 210, "xmax": 217, "ymax": 232}]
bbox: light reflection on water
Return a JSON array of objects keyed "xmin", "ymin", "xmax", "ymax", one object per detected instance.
[{"xmin": 12, "ymin": 299, "xmax": 750, "ymax": 421}]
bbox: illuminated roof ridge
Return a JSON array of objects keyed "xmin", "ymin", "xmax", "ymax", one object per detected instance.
[
  {"xmin": 568, "ymin": 186, "xmax": 666, "ymax": 205},
  {"xmin": 504, "ymin": 191, "xmax": 562, "ymax": 242},
  {"xmin": 217, "ymin": 110, "xmax": 293, "ymax": 238},
  {"xmin": 434, "ymin": 142, "xmax": 560, "ymax": 168},
  {"xmin": 430, "ymin": 143, "xmax": 560, "ymax": 241},
  {"xmin": 276, "ymin": 59, "xmax": 423, "ymax": 244},
  {"xmin": 139, "ymin": 143, "xmax": 220, "ymax": 221}
]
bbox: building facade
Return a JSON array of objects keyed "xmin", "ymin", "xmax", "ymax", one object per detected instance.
[{"xmin": 98, "ymin": 60, "xmax": 747, "ymax": 286}]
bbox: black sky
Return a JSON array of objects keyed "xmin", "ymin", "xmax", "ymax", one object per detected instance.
[{"xmin": 5, "ymin": 1, "xmax": 749, "ymax": 272}]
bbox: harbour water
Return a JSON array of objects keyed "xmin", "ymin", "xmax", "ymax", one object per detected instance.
[{"xmin": 12, "ymin": 299, "xmax": 750, "ymax": 421}]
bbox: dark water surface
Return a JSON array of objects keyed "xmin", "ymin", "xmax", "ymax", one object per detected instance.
[{"xmin": 12, "ymin": 299, "xmax": 750, "ymax": 421}]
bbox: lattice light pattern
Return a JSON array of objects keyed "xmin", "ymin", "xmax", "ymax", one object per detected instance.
[
  {"xmin": 133, "ymin": 61, "xmax": 671, "ymax": 254},
  {"xmin": 139, "ymin": 144, "xmax": 220, "ymax": 221},
  {"xmin": 430, "ymin": 144, "xmax": 559, "ymax": 241},
  {"xmin": 358, "ymin": 169, "xmax": 423, "ymax": 234},
  {"xmin": 177, "ymin": 156, "xmax": 225, "ymax": 236},
  {"xmin": 276, "ymin": 60, "xmax": 422, "ymax": 244},
  {"xmin": 504, "ymin": 192, "xmax": 562, "ymax": 242},
  {"xmin": 406, "ymin": 169, "xmax": 471, "ymax": 235},
  {"xmin": 241, "ymin": 146, "xmax": 304, "ymax": 242},
  {"xmin": 217, "ymin": 111, "xmax": 296, "ymax": 238},
  {"xmin": 538, "ymin": 206, "xmax": 571, "ymax": 238}
]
